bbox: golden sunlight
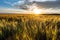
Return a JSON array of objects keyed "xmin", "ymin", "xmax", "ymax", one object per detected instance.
[
  {"xmin": 28, "ymin": 4, "xmax": 43, "ymax": 14},
  {"xmin": 33, "ymin": 8, "xmax": 43, "ymax": 14}
]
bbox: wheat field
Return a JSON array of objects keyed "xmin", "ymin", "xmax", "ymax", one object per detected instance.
[{"xmin": 0, "ymin": 14, "xmax": 60, "ymax": 40}]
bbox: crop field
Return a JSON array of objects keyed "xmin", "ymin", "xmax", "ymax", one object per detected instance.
[{"xmin": 0, "ymin": 14, "xmax": 60, "ymax": 40}]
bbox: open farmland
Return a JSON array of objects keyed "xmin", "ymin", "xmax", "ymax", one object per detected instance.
[{"xmin": 0, "ymin": 14, "xmax": 60, "ymax": 40}]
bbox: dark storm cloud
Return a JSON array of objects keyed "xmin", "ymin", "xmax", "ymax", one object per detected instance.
[
  {"xmin": 13, "ymin": 0, "xmax": 60, "ymax": 9},
  {"xmin": 57, "ymin": 0, "xmax": 60, "ymax": 1},
  {"xmin": 36, "ymin": 1, "xmax": 60, "ymax": 8}
]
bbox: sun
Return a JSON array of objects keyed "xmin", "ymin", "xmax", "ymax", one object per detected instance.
[
  {"xmin": 33, "ymin": 8, "xmax": 42, "ymax": 14},
  {"xmin": 28, "ymin": 4, "xmax": 43, "ymax": 14}
]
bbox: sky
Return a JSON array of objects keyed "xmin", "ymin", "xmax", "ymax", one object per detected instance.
[
  {"xmin": 0, "ymin": 0, "xmax": 58, "ymax": 8},
  {"xmin": 0, "ymin": 0, "xmax": 20, "ymax": 8},
  {"xmin": 0, "ymin": 0, "xmax": 60, "ymax": 13}
]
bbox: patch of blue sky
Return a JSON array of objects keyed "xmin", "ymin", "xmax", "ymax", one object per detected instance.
[{"xmin": 0, "ymin": 0, "xmax": 20, "ymax": 8}]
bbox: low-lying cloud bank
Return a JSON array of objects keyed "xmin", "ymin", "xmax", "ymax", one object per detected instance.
[{"xmin": 0, "ymin": 8, "xmax": 60, "ymax": 14}]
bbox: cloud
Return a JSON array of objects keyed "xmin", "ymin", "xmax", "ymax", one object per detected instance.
[
  {"xmin": 0, "ymin": 8, "xmax": 60, "ymax": 14},
  {"xmin": 28, "ymin": 0, "xmax": 56, "ymax": 2},
  {"xmin": 0, "ymin": 8, "xmax": 28, "ymax": 13},
  {"xmin": 4, "ymin": 0, "xmax": 25, "ymax": 6},
  {"xmin": 3, "ymin": 0, "xmax": 57, "ymax": 7},
  {"xmin": 12, "ymin": 0, "xmax": 56, "ymax": 6},
  {"xmin": 11, "ymin": 0, "xmax": 25, "ymax": 6}
]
